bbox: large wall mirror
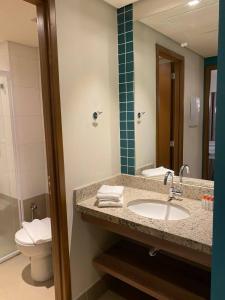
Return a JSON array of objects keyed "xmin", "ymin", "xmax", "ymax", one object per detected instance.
[{"xmin": 133, "ymin": 0, "xmax": 218, "ymax": 181}]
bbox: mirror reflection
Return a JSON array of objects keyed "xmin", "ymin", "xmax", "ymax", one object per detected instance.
[{"xmin": 134, "ymin": 0, "xmax": 219, "ymax": 181}]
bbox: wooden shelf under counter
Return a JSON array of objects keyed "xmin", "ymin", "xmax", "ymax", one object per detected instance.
[
  {"xmin": 82, "ymin": 213, "xmax": 211, "ymax": 269},
  {"xmin": 93, "ymin": 240, "xmax": 211, "ymax": 300}
]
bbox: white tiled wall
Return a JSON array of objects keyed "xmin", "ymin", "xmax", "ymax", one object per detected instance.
[
  {"xmin": 0, "ymin": 75, "xmax": 17, "ymax": 198},
  {"xmin": 8, "ymin": 42, "xmax": 48, "ymax": 201},
  {"xmin": 0, "ymin": 41, "xmax": 48, "ymax": 201},
  {"xmin": 13, "ymin": 86, "xmax": 42, "ymax": 116}
]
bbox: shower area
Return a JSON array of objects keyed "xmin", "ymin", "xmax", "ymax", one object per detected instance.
[
  {"xmin": 0, "ymin": 72, "xmax": 20, "ymax": 262},
  {"xmin": 0, "ymin": 41, "xmax": 48, "ymax": 263}
]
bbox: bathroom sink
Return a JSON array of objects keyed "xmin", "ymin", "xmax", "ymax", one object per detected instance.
[{"xmin": 128, "ymin": 199, "xmax": 190, "ymax": 221}]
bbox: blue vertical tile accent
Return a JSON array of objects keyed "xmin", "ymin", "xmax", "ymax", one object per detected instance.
[
  {"xmin": 211, "ymin": 1, "xmax": 225, "ymax": 299},
  {"xmin": 117, "ymin": 4, "xmax": 135, "ymax": 175}
]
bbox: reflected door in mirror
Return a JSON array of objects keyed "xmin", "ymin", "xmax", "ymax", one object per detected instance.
[
  {"xmin": 203, "ymin": 66, "xmax": 217, "ymax": 180},
  {"xmin": 158, "ymin": 60, "xmax": 173, "ymax": 169},
  {"xmin": 156, "ymin": 46, "xmax": 184, "ymax": 175}
]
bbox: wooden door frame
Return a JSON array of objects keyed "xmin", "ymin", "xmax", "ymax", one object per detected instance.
[
  {"xmin": 202, "ymin": 64, "xmax": 217, "ymax": 179},
  {"xmin": 23, "ymin": 1, "xmax": 71, "ymax": 300},
  {"xmin": 156, "ymin": 45, "xmax": 184, "ymax": 174}
]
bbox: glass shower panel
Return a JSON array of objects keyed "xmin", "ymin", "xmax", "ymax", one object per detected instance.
[{"xmin": 0, "ymin": 74, "xmax": 20, "ymax": 261}]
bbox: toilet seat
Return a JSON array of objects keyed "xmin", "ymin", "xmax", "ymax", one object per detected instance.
[
  {"xmin": 15, "ymin": 228, "xmax": 34, "ymax": 246},
  {"xmin": 15, "ymin": 218, "xmax": 53, "ymax": 282},
  {"xmin": 15, "ymin": 218, "xmax": 52, "ymax": 246}
]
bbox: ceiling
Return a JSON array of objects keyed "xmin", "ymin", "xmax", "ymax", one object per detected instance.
[
  {"xmin": 0, "ymin": 0, "xmax": 38, "ymax": 47},
  {"xmin": 104, "ymin": 0, "xmax": 140, "ymax": 8},
  {"xmin": 139, "ymin": 0, "xmax": 219, "ymax": 57},
  {"xmin": 0, "ymin": 0, "xmax": 218, "ymax": 56},
  {"xmin": 104, "ymin": 0, "xmax": 219, "ymax": 57}
]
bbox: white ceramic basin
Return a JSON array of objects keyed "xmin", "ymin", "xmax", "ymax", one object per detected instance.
[{"xmin": 128, "ymin": 199, "xmax": 190, "ymax": 221}]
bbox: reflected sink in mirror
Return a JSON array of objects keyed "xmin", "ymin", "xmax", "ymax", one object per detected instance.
[{"xmin": 128, "ymin": 200, "xmax": 190, "ymax": 221}]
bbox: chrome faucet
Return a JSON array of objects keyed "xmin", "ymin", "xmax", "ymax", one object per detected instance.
[
  {"xmin": 179, "ymin": 164, "xmax": 190, "ymax": 194},
  {"xmin": 179, "ymin": 164, "xmax": 190, "ymax": 183},
  {"xmin": 164, "ymin": 171, "xmax": 182, "ymax": 201}
]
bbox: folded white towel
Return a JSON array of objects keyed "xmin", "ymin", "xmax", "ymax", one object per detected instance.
[
  {"xmin": 141, "ymin": 167, "xmax": 174, "ymax": 178},
  {"xmin": 97, "ymin": 194, "xmax": 122, "ymax": 201},
  {"xmin": 97, "ymin": 185, "xmax": 124, "ymax": 199},
  {"xmin": 97, "ymin": 197, "xmax": 123, "ymax": 208},
  {"xmin": 22, "ymin": 217, "xmax": 51, "ymax": 245},
  {"xmin": 98, "ymin": 195, "xmax": 123, "ymax": 202}
]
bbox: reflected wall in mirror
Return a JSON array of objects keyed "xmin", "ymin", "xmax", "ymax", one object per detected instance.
[{"xmin": 133, "ymin": 0, "xmax": 219, "ymax": 181}]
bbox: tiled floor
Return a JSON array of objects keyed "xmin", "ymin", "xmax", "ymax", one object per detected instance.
[
  {"xmin": 0, "ymin": 254, "xmax": 55, "ymax": 300},
  {"xmin": 99, "ymin": 290, "xmax": 126, "ymax": 300}
]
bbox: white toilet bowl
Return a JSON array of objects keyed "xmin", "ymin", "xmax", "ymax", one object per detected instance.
[{"xmin": 15, "ymin": 222, "xmax": 53, "ymax": 282}]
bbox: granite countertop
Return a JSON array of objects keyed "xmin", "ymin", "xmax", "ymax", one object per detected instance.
[{"xmin": 76, "ymin": 186, "xmax": 213, "ymax": 255}]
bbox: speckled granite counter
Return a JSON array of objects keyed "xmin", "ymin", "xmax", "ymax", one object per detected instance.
[{"xmin": 76, "ymin": 186, "xmax": 213, "ymax": 255}]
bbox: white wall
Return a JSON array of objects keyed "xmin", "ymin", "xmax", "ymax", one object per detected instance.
[
  {"xmin": 0, "ymin": 42, "xmax": 10, "ymax": 71},
  {"xmin": 55, "ymin": 0, "xmax": 120, "ymax": 298},
  {"xmin": 134, "ymin": 22, "xmax": 204, "ymax": 178}
]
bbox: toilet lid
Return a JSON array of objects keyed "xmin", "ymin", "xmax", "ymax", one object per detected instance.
[
  {"xmin": 15, "ymin": 218, "xmax": 52, "ymax": 246},
  {"xmin": 22, "ymin": 218, "xmax": 51, "ymax": 245},
  {"xmin": 15, "ymin": 228, "xmax": 34, "ymax": 246}
]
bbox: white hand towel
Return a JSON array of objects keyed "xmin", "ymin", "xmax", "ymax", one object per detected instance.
[
  {"xmin": 97, "ymin": 197, "xmax": 123, "ymax": 208},
  {"xmin": 22, "ymin": 218, "xmax": 51, "ymax": 245},
  {"xmin": 97, "ymin": 185, "xmax": 124, "ymax": 198},
  {"xmin": 141, "ymin": 167, "xmax": 174, "ymax": 178}
]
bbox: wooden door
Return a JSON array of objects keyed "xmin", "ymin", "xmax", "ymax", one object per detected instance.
[
  {"xmin": 156, "ymin": 45, "xmax": 184, "ymax": 175},
  {"xmin": 203, "ymin": 65, "xmax": 217, "ymax": 180},
  {"xmin": 158, "ymin": 62, "xmax": 172, "ymax": 169}
]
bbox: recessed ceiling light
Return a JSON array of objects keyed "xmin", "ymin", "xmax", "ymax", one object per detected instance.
[{"xmin": 188, "ymin": 0, "xmax": 201, "ymax": 6}]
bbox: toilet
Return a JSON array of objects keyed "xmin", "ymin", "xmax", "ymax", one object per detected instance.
[{"xmin": 15, "ymin": 218, "xmax": 53, "ymax": 282}]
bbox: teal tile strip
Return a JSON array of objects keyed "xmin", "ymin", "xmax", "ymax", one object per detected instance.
[
  {"xmin": 204, "ymin": 56, "xmax": 218, "ymax": 66},
  {"xmin": 117, "ymin": 4, "xmax": 135, "ymax": 175}
]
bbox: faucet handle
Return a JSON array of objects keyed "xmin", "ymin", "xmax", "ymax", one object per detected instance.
[{"xmin": 169, "ymin": 187, "xmax": 182, "ymax": 200}]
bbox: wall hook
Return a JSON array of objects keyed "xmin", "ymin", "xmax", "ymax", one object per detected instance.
[
  {"xmin": 93, "ymin": 111, "xmax": 103, "ymax": 120},
  {"xmin": 137, "ymin": 112, "xmax": 146, "ymax": 119}
]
